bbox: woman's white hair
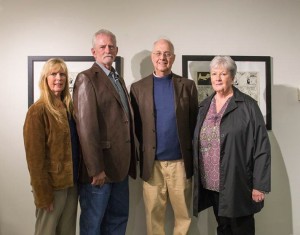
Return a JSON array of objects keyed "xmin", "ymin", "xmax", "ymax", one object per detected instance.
[{"xmin": 210, "ymin": 55, "xmax": 237, "ymax": 77}]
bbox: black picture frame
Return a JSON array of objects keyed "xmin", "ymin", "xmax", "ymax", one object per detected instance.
[
  {"xmin": 27, "ymin": 55, "xmax": 121, "ymax": 107},
  {"xmin": 182, "ymin": 55, "xmax": 272, "ymax": 130}
]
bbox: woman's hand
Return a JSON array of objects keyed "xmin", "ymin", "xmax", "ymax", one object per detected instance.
[
  {"xmin": 43, "ymin": 202, "xmax": 54, "ymax": 213},
  {"xmin": 252, "ymin": 189, "xmax": 265, "ymax": 202}
]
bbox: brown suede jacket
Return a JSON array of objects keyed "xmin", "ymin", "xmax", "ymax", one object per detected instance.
[{"xmin": 23, "ymin": 99, "xmax": 74, "ymax": 208}]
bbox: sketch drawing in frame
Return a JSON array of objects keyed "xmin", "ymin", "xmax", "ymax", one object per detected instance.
[
  {"xmin": 182, "ymin": 55, "xmax": 272, "ymax": 130},
  {"xmin": 27, "ymin": 55, "xmax": 121, "ymax": 107}
]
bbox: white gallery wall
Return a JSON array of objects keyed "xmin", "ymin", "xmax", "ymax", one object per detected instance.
[{"xmin": 0, "ymin": 0, "xmax": 299, "ymax": 234}]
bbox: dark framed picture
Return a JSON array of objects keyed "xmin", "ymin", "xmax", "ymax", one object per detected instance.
[
  {"xmin": 27, "ymin": 55, "xmax": 121, "ymax": 107},
  {"xmin": 182, "ymin": 55, "xmax": 272, "ymax": 130}
]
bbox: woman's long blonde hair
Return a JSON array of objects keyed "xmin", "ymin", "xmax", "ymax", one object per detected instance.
[{"xmin": 38, "ymin": 58, "xmax": 73, "ymax": 123}]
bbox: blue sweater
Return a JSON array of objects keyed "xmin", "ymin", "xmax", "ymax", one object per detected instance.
[{"xmin": 153, "ymin": 74, "xmax": 181, "ymax": 161}]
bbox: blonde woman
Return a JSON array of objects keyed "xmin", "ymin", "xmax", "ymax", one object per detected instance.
[{"xmin": 23, "ymin": 58, "xmax": 79, "ymax": 235}]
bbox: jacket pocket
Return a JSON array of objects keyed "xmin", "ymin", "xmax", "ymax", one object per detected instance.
[
  {"xmin": 180, "ymin": 96, "xmax": 189, "ymax": 105},
  {"xmin": 47, "ymin": 161, "xmax": 73, "ymax": 189},
  {"xmin": 48, "ymin": 161, "xmax": 61, "ymax": 173},
  {"xmin": 47, "ymin": 161, "xmax": 72, "ymax": 174}
]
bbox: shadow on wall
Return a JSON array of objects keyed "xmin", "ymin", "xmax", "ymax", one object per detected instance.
[
  {"xmin": 126, "ymin": 51, "xmax": 153, "ymax": 234},
  {"xmin": 126, "ymin": 177, "xmax": 147, "ymax": 234},
  {"xmin": 260, "ymin": 84, "xmax": 300, "ymax": 235},
  {"xmin": 255, "ymin": 131, "xmax": 293, "ymax": 235},
  {"xmin": 131, "ymin": 50, "xmax": 153, "ymax": 83}
]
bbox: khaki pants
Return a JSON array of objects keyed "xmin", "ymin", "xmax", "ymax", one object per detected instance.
[
  {"xmin": 143, "ymin": 160, "xmax": 192, "ymax": 235},
  {"xmin": 35, "ymin": 186, "xmax": 78, "ymax": 235}
]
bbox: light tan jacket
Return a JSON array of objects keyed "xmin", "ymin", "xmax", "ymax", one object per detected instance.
[{"xmin": 23, "ymin": 99, "xmax": 74, "ymax": 208}]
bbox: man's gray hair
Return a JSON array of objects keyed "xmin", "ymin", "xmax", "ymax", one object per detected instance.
[{"xmin": 92, "ymin": 29, "xmax": 117, "ymax": 48}]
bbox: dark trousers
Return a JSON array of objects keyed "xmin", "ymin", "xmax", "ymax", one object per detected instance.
[{"xmin": 206, "ymin": 189, "xmax": 255, "ymax": 235}]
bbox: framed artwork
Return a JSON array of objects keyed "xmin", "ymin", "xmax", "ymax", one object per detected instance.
[
  {"xmin": 27, "ymin": 55, "xmax": 121, "ymax": 107},
  {"xmin": 182, "ymin": 55, "xmax": 272, "ymax": 130}
]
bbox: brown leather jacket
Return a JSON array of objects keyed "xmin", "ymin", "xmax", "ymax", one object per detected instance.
[
  {"xmin": 130, "ymin": 73, "xmax": 198, "ymax": 181},
  {"xmin": 23, "ymin": 100, "xmax": 74, "ymax": 208},
  {"xmin": 73, "ymin": 63, "xmax": 136, "ymax": 183}
]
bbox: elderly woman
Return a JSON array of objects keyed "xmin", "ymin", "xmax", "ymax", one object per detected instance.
[
  {"xmin": 23, "ymin": 58, "xmax": 79, "ymax": 235},
  {"xmin": 193, "ymin": 56, "xmax": 271, "ymax": 235}
]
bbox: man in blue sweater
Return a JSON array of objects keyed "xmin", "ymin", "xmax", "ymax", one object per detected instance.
[{"xmin": 130, "ymin": 39, "xmax": 198, "ymax": 235}]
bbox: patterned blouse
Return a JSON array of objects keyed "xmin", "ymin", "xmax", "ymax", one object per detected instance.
[{"xmin": 199, "ymin": 96, "xmax": 231, "ymax": 192}]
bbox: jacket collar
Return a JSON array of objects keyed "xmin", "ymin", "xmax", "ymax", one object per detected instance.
[
  {"xmin": 200, "ymin": 86, "xmax": 244, "ymax": 105},
  {"xmin": 91, "ymin": 63, "xmax": 130, "ymax": 111},
  {"xmin": 199, "ymin": 86, "xmax": 246, "ymax": 117}
]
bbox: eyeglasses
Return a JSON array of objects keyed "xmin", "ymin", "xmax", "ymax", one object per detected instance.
[
  {"xmin": 152, "ymin": 51, "xmax": 174, "ymax": 58},
  {"xmin": 49, "ymin": 72, "xmax": 67, "ymax": 78}
]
